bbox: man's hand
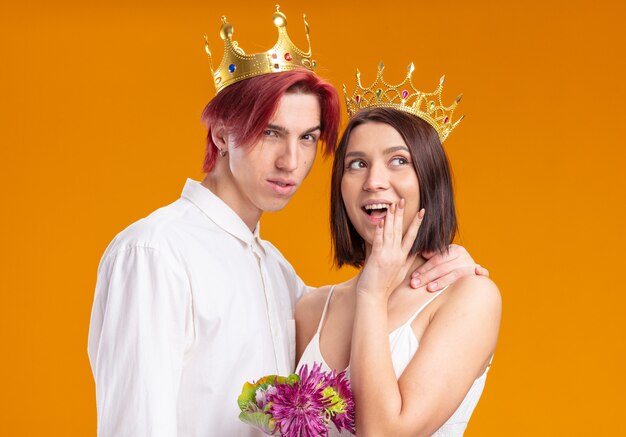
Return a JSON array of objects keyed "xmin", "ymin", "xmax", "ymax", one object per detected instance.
[{"xmin": 409, "ymin": 244, "xmax": 490, "ymax": 292}]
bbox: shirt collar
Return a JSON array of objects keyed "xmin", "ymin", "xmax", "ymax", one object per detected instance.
[{"xmin": 181, "ymin": 179, "xmax": 264, "ymax": 249}]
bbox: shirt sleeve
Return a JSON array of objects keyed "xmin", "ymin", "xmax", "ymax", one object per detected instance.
[
  {"xmin": 294, "ymin": 273, "xmax": 313, "ymax": 300},
  {"xmin": 88, "ymin": 245, "xmax": 192, "ymax": 437}
]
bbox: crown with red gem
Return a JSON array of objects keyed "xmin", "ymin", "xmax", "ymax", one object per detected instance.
[
  {"xmin": 343, "ymin": 62, "xmax": 464, "ymax": 142},
  {"xmin": 203, "ymin": 5, "xmax": 317, "ymax": 94}
]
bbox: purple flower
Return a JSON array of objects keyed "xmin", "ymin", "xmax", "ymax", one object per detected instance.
[
  {"xmin": 328, "ymin": 370, "xmax": 356, "ymax": 434},
  {"xmin": 255, "ymin": 385, "xmax": 278, "ymax": 409},
  {"xmin": 267, "ymin": 363, "xmax": 331, "ymax": 437}
]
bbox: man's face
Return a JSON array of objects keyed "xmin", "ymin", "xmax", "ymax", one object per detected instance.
[{"xmin": 224, "ymin": 92, "xmax": 321, "ymax": 220}]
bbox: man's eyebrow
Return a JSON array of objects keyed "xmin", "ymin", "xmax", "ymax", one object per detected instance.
[
  {"xmin": 266, "ymin": 124, "xmax": 288, "ymax": 134},
  {"xmin": 303, "ymin": 125, "xmax": 321, "ymax": 134},
  {"xmin": 266, "ymin": 124, "xmax": 321, "ymax": 135}
]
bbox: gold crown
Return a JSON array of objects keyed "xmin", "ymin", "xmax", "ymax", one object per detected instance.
[
  {"xmin": 203, "ymin": 5, "xmax": 317, "ymax": 94},
  {"xmin": 343, "ymin": 62, "xmax": 464, "ymax": 142}
]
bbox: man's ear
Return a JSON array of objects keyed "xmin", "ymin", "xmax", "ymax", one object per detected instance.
[{"xmin": 211, "ymin": 122, "xmax": 228, "ymax": 150}]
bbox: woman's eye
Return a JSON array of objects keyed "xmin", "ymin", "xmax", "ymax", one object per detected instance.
[
  {"xmin": 264, "ymin": 129, "xmax": 277, "ymax": 137},
  {"xmin": 302, "ymin": 134, "xmax": 318, "ymax": 142},
  {"xmin": 390, "ymin": 157, "xmax": 410, "ymax": 166},
  {"xmin": 347, "ymin": 160, "xmax": 365, "ymax": 170}
]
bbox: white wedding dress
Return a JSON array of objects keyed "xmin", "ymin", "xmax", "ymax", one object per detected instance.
[{"xmin": 297, "ymin": 286, "xmax": 491, "ymax": 436}]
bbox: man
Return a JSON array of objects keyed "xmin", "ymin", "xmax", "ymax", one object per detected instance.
[{"xmin": 88, "ymin": 7, "xmax": 487, "ymax": 436}]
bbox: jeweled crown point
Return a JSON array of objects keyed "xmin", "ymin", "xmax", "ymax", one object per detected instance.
[
  {"xmin": 206, "ymin": 6, "xmax": 316, "ymax": 94},
  {"xmin": 273, "ymin": 10, "xmax": 287, "ymax": 27},
  {"xmin": 456, "ymin": 93, "xmax": 463, "ymax": 103},
  {"xmin": 303, "ymin": 14, "xmax": 310, "ymax": 35},
  {"xmin": 439, "ymin": 75, "xmax": 446, "ymax": 85},
  {"xmin": 344, "ymin": 62, "xmax": 464, "ymax": 143},
  {"xmin": 220, "ymin": 18, "xmax": 233, "ymax": 40},
  {"xmin": 203, "ymin": 34, "xmax": 211, "ymax": 57}
]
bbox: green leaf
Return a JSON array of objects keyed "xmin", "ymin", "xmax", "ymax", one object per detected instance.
[
  {"xmin": 237, "ymin": 381, "xmax": 260, "ymax": 411},
  {"xmin": 286, "ymin": 373, "xmax": 300, "ymax": 385},
  {"xmin": 238, "ymin": 411, "xmax": 276, "ymax": 435}
]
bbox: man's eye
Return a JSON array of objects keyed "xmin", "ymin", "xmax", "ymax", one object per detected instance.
[
  {"xmin": 264, "ymin": 129, "xmax": 277, "ymax": 137},
  {"xmin": 347, "ymin": 160, "xmax": 365, "ymax": 170},
  {"xmin": 302, "ymin": 134, "xmax": 318, "ymax": 142}
]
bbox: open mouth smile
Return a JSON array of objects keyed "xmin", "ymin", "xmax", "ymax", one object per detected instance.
[{"xmin": 362, "ymin": 202, "xmax": 391, "ymax": 223}]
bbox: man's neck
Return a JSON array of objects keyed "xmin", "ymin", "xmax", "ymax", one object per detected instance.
[{"xmin": 201, "ymin": 172, "xmax": 261, "ymax": 233}]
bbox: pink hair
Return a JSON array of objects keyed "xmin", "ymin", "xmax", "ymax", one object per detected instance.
[{"xmin": 200, "ymin": 69, "xmax": 340, "ymax": 173}]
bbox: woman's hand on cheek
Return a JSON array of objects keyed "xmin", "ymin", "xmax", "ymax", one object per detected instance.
[{"xmin": 356, "ymin": 199, "xmax": 424, "ymax": 303}]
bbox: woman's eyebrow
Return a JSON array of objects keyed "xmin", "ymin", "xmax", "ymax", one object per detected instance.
[
  {"xmin": 346, "ymin": 145, "xmax": 408, "ymax": 158},
  {"xmin": 383, "ymin": 145, "xmax": 410, "ymax": 154},
  {"xmin": 345, "ymin": 151, "xmax": 366, "ymax": 158}
]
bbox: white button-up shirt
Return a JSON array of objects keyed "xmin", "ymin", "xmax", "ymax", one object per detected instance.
[{"xmin": 88, "ymin": 179, "xmax": 309, "ymax": 436}]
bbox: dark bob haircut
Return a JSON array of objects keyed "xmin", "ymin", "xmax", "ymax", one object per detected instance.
[
  {"xmin": 200, "ymin": 69, "xmax": 340, "ymax": 173},
  {"xmin": 330, "ymin": 107, "xmax": 457, "ymax": 268}
]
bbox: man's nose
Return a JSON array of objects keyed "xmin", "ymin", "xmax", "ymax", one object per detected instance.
[{"xmin": 275, "ymin": 138, "xmax": 298, "ymax": 171}]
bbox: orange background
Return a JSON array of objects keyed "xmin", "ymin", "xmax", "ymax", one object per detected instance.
[{"xmin": 2, "ymin": 0, "xmax": 625, "ymax": 435}]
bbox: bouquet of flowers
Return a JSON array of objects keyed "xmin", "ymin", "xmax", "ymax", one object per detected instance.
[{"xmin": 237, "ymin": 362, "xmax": 355, "ymax": 436}]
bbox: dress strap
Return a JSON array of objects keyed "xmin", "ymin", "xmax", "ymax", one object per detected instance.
[
  {"xmin": 315, "ymin": 285, "xmax": 337, "ymax": 334},
  {"xmin": 405, "ymin": 285, "xmax": 450, "ymax": 326}
]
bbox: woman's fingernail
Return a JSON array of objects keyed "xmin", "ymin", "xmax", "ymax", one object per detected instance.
[
  {"xmin": 428, "ymin": 282, "xmax": 438, "ymax": 291},
  {"xmin": 413, "ymin": 278, "xmax": 421, "ymax": 286}
]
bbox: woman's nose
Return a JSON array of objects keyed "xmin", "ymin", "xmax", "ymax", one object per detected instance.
[{"xmin": 362, "ymin": 164, "xmax": 389, "ymax": 191}]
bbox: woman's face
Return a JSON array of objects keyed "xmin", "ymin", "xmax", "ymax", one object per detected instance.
[{"xmin": 341, "ymin": 122, "xmax": 420, "ymax": 247}]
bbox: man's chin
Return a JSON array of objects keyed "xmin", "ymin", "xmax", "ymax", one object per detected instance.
[{"xmin": 261, "ymin": 198, "xmax": 291, "ymax": 213}]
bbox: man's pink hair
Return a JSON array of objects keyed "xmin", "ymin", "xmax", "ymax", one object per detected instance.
[{"xmin": 200, "ymin": 69, "xmax": 341, "ymax": 173}]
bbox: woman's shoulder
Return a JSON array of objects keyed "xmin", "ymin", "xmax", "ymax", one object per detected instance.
[
  {"xmin": 298, "ymin": 285, "xmax": 333, "ymax": 310},
  {"xmin": 296, "ymin": 281, "xmax": 354, "ymax": 325},
  {"xmin": 295, "ymin": 285, "xmax": 341, "ymax": 358},
  {"xmin": 296, "ymin": 285, "xmax": 334, "ymax": 327},
  {"xmin": 439, "ymin": 275, "xmax": 501, "ymax": 319},
  {"xmin": 448, "ymin": 275, "xmax": 500, "ymax": 297}
]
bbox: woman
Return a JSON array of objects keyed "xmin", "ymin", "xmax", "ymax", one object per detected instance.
[{"xmin": 296, "ymin": 69, "xmax": 501, "ymax": 436}]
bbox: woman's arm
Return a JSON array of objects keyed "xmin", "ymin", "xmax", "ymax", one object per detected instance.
[
  {"xmin": 351, "ymin": 203, "xmax": 501, "ymax": 436},
  {"xmin": 353, "ymin": 277, "xmax": 501, "ymax": 436}
]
